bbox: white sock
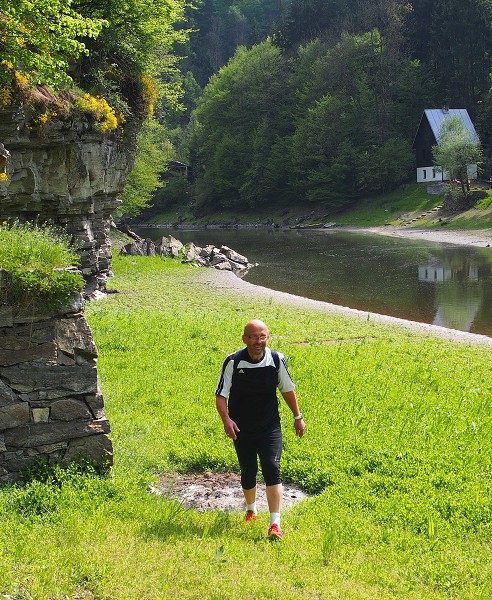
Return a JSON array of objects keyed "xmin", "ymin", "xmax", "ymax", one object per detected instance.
[
  {"xmin": 270, "ymin": 512, "xmax": 280, "ymax": 527},
  {"xmin": 247, "ymin": 502, "xmax": 257, "ymax": 514}
]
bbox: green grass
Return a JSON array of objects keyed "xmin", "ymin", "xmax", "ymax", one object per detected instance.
[
  {"xmin": 0, "ymin": 220, "xmax": 84, "ymax": 305},
  {"xmin": 0, "ymin": 220, "xmax": 77, "ymax": 271},
  {"xmin": 1, "ymin": 256, "xmax": 492, "ymax": 598},
  {"xmin": 332, "ymin": 184, "xmax": 440, "ymax": 226}
]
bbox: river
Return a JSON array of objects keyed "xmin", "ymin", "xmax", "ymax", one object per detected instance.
[{"xmin": 134, "ymin": 227, "xmax": 492, "ymax": 337}]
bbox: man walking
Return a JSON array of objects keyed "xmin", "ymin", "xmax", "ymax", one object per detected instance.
[{"xmin": 215, "ymin": 319, "xmax": 305, "ymax": 540}]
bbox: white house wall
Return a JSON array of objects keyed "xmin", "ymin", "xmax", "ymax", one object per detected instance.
[
  {"xmin": 416, "ymin": 164, "xmax": 477, "ymax": 183},
  {"xmin": 416, "ymin": 167, "xmax": 447, "ymax": 183}
]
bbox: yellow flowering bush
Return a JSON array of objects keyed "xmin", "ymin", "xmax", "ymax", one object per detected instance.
[
  {"xmin": 141, "ymin": 74, "xmax": 157, "ymax": 115},
  {"xmin": 0, "ymin": 62, "xmax": 17, "ymax": 106},
  {"xmin": 32, "ymin": 112, "xmax": 49, "ymax": 126},
  {"xmin": 0, "ymin": 85, "xmax": 13, "ymax": 107},
  {"xmin": 75, "ymin": 93, "xmax": 118, "ymax": 133},
  {"xmin": 0, "ymin": 173, "xmax": 9, "ymax": 182},
  {"xmin": 14, "ymin": 72, "xmax": 29, "ymax": 88}
]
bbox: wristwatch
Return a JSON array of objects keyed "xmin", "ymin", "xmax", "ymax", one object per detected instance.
[{"xmin": 294, "ymin": 413, "xmax": 303, "ymax": 420}]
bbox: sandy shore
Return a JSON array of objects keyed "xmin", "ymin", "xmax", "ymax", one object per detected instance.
[
  {"xmin": 199, "ymin": 226, "xmax": 492, "ymax": 346},
  {"xmin": 339, "ymin": 225, "xmax": 492, "ymax": 247}
]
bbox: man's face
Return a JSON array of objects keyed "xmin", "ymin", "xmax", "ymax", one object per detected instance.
[{"xmin": 242, "ymin": 322, "xmax": 269, "ymax": 360}]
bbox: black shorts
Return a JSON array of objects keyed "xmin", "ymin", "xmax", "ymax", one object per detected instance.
[{"xmin": 233, "ymin": 427, "xmax": 282, "ymax": 489}]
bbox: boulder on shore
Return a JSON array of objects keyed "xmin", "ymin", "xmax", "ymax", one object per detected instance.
[{"xmin": 118, "ymin": 228, "xmax": 254, "ymax": 275}]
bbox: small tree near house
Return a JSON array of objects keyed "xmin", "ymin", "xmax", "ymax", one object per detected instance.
[{"xmin": 432, "ymin": 114, "xmax": 482, "ymax": 198}]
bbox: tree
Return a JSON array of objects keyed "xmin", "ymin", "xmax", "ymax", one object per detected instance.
[
  {"xmin": 432, "ymin": 115, "xmax": 483, "ymax": 195},
  {"xmin": 0, "ymin": 0, "xmax": 106, "ymax": 89},
  {"xmin": 71, "ymin": 0, "xmax": 189, "ymax": 113},
  {"xmin": 288, "ymin": 30, "xmax": 417, "ymax": 206},
  {"xmin": 118, "ymin": 117, "xmax": 173, "ymax": 217},
  {"xmin": 407, "ymin": 0, "xmax": 492, "ymax": 107},
  {"xmin": 189, "ymin": 40, "xmax": 287, "ymax": 208}
]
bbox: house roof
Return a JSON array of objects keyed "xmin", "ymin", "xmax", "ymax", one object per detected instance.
[{"xmin": 414, "ymin": 108, "xmax": 479, "ymax": 146}]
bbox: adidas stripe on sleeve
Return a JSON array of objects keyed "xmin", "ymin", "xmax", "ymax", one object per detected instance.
[
  {"xmin": 215, "ymin": 354, "xmax": 234, "ymax": 398},
  {"xmin": 277, "ymin": 354, "xmax": 295, "ymax": 393}
]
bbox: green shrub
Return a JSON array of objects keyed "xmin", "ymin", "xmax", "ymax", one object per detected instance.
[
  {"xmin": 474, "ymin": 190, "xmax": 492, "ymax": 209},
  {"xmin": 0, "ymin": 220, "xmax": 84, "ymax": 307}
]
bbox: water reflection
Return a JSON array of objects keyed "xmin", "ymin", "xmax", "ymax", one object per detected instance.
[
  {"xmin": 134, "ymin": 227, "xmax": 492, "ymax": 336},
  {"xmin": 418, "ymin": 255, "xmax": 491, "ymax": 332}
]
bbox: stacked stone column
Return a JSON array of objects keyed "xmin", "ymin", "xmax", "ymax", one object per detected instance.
[{"xmin": 0, "ymin": 287, "xmax": 112, "ymax": 482}]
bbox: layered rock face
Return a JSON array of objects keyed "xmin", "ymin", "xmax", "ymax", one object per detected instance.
[
  {"xmin": 0, "ymin": 102, "xmax": 133, "ymax": 478},
  {"xmin": 0, "ymin": 104, "xmax": 135, "ymax": 295},
  {"xmin": 0, "ymin": 293, "xmax": 112, "ymax": 483}
]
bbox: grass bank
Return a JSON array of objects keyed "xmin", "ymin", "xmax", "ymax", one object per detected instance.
[
  {"xmin": 1, "ymin": 256, "xmax": 492, "ymax": 599},
  {"xmin": 139, "ymin": 184, "xmax": 492, "ymax": 230}
]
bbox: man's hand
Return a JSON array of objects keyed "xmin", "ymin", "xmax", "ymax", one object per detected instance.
[
  {"xmin": 223, "ymin": 417, "xmax": 240, "ymax": 440},
  {"xmin": 294, "ymin": 418, "xmax": 305, "ymax": 437}
]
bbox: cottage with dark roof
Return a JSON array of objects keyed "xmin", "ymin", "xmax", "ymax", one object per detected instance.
[{"xmin": 412, "ymin": 108, "xmax": 479, "ymax": 183}]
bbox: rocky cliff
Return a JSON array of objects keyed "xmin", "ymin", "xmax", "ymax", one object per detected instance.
[
  {"xmin": 0, "ymin": 98, "xmax": 138, "ymax": 478},
  {"xmin": 0, "ymin": 100, "xmax": 136, "ymax": 295}
]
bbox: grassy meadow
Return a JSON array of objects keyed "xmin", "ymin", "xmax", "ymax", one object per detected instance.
[{"xmin": 1, "ymin": 255, "xmax": 492, "ymax": 599}]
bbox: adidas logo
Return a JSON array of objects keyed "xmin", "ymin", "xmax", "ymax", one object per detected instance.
[{"xmin": 238, "ymin": 369, "xmax": 244, "ymax": 373}]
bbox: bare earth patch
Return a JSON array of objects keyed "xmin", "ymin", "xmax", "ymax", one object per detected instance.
[{"xmin": 152, "ymin": 472, "xmax": 310, "ymax": 512}]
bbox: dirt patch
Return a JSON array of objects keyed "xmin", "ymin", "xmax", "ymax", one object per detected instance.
[{"xmin": 152, "ymin": 472, "xmax": 310, "ymax": 512}]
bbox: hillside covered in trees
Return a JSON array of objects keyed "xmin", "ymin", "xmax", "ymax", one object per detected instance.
[
  {"xmin": 2, "ymin": 0, "xmax": 492, "ymax": 218},
  {"xmin": 150, "ymin": 0, "xmax": 492, "ymax": 217}
]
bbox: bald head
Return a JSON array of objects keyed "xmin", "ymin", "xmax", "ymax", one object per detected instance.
[
  {"xmin": 243, "ymin": 319, "xmax": 268, "ymax": 336},
  {"xmin": 242, "ymin": 319, "xmax": 269, "ymax": 360}
]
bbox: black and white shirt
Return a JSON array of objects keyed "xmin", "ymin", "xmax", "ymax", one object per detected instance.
[{"xmin": 216, "ymin": 347, "xmax": 295, "ymax": 433}]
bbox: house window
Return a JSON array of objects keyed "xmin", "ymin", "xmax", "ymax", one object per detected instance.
[
  {"xmin": 432, "ymin": 169, "xmax": 436, "ymax": 178},
  {"xmin": 422, "ymin": 169, "xmax": 427, "ymax": 179}
]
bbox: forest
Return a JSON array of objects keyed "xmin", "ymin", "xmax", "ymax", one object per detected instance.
[
  {"xmin": 149, "ymin": 0, "xmax": 492, "ymax": 217},
  {"xmin": 2, "ymin": 0, "xmax": 492, "ymax": 217}
]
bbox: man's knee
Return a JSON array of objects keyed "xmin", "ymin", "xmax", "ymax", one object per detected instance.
[
  {"xmin": 262, "ymin": 460, "xmax": 281, "ymax": 486},
  {"xmin": 240, "ymin": 473, "xmax": 258, "ymax": 490},
  {"xmin": 264, "ymin": 474, "xmax": 282, "ymax": 486}
]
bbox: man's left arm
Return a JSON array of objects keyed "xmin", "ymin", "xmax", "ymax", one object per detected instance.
[{"xmin": 281, "ymin": 390, "xmax": 305, "ymax": 437}]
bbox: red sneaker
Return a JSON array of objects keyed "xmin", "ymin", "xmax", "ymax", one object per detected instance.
[
  {"xmin": 268, "ymin": 523, "xmax": 283, "ymax": 541},
  {"xmin": 245, "ymin": 510, "xmax": 257, "ymax": 524}
]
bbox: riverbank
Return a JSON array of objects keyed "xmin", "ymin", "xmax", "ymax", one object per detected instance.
[
  {"xmin": 340, "ymin": 225, "xmax": 492, "ymax": 248},
  {"xmin": 128, "ymin": 220, "xmax": 492, "ymax": 248},
  {"xmin": 199, "ymin": 267, "xmax": 492, "ymax": 346},
  {"xmin": 115, "ymin": 224, "xmax": 492, "ymax": 341},
  {"xmin": 167, "ymin": 222, "xmax": 492, "ymax": 343}
]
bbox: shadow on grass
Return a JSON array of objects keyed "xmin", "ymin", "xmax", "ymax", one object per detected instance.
[{"xmin": 140, "ymin": 498, "xmax": 245, "ymax": 541}]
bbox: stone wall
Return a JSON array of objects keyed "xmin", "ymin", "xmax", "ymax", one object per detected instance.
[
  {"xmin": 0, "ymin": 102, "xmax": 137, "ymax": 295},
  {"xmin": 0, "ymin": 290, "xmax": 112, "ymax": 483}
]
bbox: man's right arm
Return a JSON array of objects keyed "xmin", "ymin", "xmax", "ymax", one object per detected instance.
[{"xmin": 215, "ymin": 395, "xmax": 240, "ymax": 440}]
